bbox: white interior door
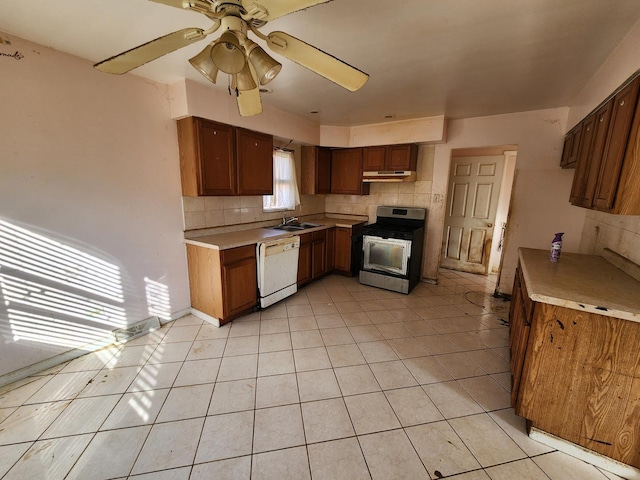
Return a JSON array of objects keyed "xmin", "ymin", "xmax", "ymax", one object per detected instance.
[{"xmin": 441, "ymin": 155, "xmax": 505, "ymax": 274}]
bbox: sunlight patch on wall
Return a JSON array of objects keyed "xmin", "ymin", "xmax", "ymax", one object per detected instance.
[
  {"xmin": 0, "ymin": 274, "xmax": 127, "ymax": 328},
  {"xmin": 144, "ymin": 277, "xmax": 171, "ymax": 321},
  {"xmin": 0, "ymin": 219, "xmax": 126, "ymax": 351},
  {"xmin": 0, "ymin": 219, "xmax": 124, "ymax": 302},
  {"xmin": 8, "ymin": 309, "xmax": 113, "ymax": 350}
]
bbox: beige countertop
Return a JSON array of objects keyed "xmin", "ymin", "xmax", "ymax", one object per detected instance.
[
  {"xmin": 519, "ymin": 248, "xmax": 640, "ymax": 322},
  {"xmin": 185, "ymin": 218, "xmax": 367, "ymax": 251}
]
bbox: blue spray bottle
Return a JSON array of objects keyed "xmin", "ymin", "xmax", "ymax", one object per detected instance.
[{"xmin": 550, "ymin": 232, "xmax": 564, "ymax": 262}]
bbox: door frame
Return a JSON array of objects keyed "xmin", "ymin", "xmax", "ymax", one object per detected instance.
[{"xmin": 440, "ymin": 146, "xmax": 517, "ymax": 281}]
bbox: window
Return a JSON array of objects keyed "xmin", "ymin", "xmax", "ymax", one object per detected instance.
[{"xmin": 263, "ymin": 149, "xmax": 301, "ymax": 212}]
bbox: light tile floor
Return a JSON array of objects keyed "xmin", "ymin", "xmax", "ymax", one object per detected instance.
[{"xmin": 0, "ymin": 270, "xmax": 627, "ymax": 479}]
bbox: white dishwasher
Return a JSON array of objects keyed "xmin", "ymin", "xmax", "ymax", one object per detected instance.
[{"xmin": 256, "ymin": 236, "xmax": 300, "ymax": 308}]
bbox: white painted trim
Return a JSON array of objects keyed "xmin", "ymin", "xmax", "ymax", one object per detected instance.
[
  {"xmin": 190, "ymin": 308, "xmax": 221, "ymax": 327},
  {"xmin": 166, "ymin": 307, "xmax": 193, "ymax": 324},
  {"xmin": 0, "ymin": 337, "xmax": 112, "ymax": 388},
  {"xmin": 530, "ymin": 427, "xmax": 640, "ymax": 479}
]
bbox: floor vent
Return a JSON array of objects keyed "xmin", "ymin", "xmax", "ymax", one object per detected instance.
[{"xmin": 112, "ymin": 316, "xmax": 161, "ymax": 343}]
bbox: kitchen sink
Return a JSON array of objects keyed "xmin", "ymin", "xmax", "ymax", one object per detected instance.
[{"xmin": 265, "ymin": 222, "xmax": 321, "ymax": 231}]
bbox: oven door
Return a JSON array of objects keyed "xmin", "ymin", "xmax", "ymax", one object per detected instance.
[{"xmin": 362, "ymin": 235, "xmax": 411, "ymax": 277}]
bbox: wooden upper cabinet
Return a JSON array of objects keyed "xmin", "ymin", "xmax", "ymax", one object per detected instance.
[
  {"xmin": 592, "ymin": 77, "xmax": 640, "ymax": 211},
  {"xmin": 363, "ymin": 146, "xmax": 386, "ymax": 171},
  {"xmin": 330, "ymin": 148, "xmax": 370, "ymax": 195},
  {"xmin": 569, "ymin": 114, "xmax": 596, "ymax": 204},
  {"xmin": 568, "ymin": 74, "xmax": 640, "ymax": 214},
  {"xmin": 301, "ymin": 146, "xmax": 331, "ymax": 194},
  {"xmin": 177, "ymin": 116, "xmax": 273, "ymax": 197},
  {"xmin": 363, "ymin": 144, "xmax": 418, "ymax": 171},
  {"xmin": 560, "ymin": 123, "xmax": 582, "ymax": 169},
  {"xmin": 235, "ymin": 128, "xmax": 273, "ymax": 195},
  {"xmin": 178, "ymin": 117, "xmax": 235, "ymax": 196}
]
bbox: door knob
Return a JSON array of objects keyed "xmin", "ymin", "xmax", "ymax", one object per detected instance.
[{"xmin": 487, "ymin": 223, "xmax": 493, "ymax": 227}]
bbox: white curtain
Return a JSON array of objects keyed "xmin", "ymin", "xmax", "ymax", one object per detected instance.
[{"xmin": 263, "ymin": 149, "xmax": 301, "ymax": 212}]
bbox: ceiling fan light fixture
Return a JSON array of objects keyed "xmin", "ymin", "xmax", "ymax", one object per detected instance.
[
  {"xmin": 211, "ymin": 31, "xmax": 246, "ymax": 74},
  {"xmin": 189, "ymin": 43, "xmax": 219, "ymax": 83},
  {"xmin": 235, "ymin": 62, "xmax": 257, "ymax": 91},
  {"xmin": 245, "ymin": 40, "xmax": 281, "ymax": 85}
]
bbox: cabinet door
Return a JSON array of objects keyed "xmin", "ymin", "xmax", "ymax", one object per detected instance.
[
  {"xmin": 509, "ymin": 268, "xmax": 533, "ymax": 410},
  {"xmin": 178, "ymin": 117, "xmax": 235, "ymax": 196},
  {"xmin": 387, "ymin": 144, "xmax": 418, "ymax": 170},
  {"xmin": 593, "ymin": 78, "xmax": 640, "ymax": 211},
  {"xmin": 334, "ymin": 227, "xmax": 352, "ymax": 274},
  {"xmin": 363, "ymin": 146, "xmax": 386, "ymax": 171},
  {"xmin": 311, "ymin": 230, "xmax": 327, "ymax": 279},
  {"xmin": 297, "ymin": 233, "xmax": 312, "ymax": 286},
  {"xmin": 301, "ymin": 146, "xmax": 331, "ymax": 194},
  {"xmin": 581, "ymin": 100, "xmax": 613, "ymax": 207},
  {"xmin": 326, "ymin": 227, "xmax": 335, "ymax": 272},
  {"xmin": 221, "ymin": 246, "xmax": 257, "ymax": 318},
  {"xmin": 331, "ymin": 148, "xmax": 367, "ymax": 195},
  {"xmin": 316, "ymin": 147, "xmax": 332, "ymax": 194},
  {"xmin": 561, "ymin": 124, "xmax": 582, "ymax": 168},
  {"xmin": 569, "ymin": 114, "xmax": 596, "ymax": 204},
  {"xmin": 236, "ymin": 128, "xmax": 273, "ymax": 195}
]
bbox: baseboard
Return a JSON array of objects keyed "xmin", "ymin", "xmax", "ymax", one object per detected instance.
[
  {"xmin": 530, "ymin": 427, "xmax": 640, "ymax": 479},
  {"xmin": 0, "ymin": 309, "xmax": 193, "ymax": 389}
]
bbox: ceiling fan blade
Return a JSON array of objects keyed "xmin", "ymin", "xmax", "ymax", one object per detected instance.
[
  {"xmin": 266, "ymin": 31, "xmax": 368, "ymax": 91},
  {"xmin": 148, "ymin": 0, "xmax": 189, "ymax": 9},
  {"xmin": 237, "ymin": 88, "xmax": 263, "ymax": 116},
  {"xmin": 94, "ymin": 27, "xmax": 206, "ymax": 74},
  {"xmin": 242, "ymin": 0, "xmax": 331, "ymax": 21}
]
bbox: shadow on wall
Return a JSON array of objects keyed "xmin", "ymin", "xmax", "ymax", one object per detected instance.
[{"xmin": 0, "ymin": 219, "xmax": 171, "ymax": 352}]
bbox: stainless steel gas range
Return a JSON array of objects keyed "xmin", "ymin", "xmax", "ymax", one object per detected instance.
[{"xmin": 359, "ymin": 206, "xmax": 427, "ymax": 294}]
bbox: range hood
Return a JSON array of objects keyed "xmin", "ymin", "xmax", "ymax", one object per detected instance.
[{"xmin": 363, "ymin": 171, "xmax": 417, "ymax": 183}]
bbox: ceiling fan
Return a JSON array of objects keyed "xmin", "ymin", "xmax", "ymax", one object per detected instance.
[{"xmin": 94, "ymin": 0, "xmax": 369, "ymax": 116}]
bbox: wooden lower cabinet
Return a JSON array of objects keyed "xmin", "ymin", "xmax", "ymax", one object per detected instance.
[
  {"xmin": 186, "ymin": 244, "xmax": 257, "ymax": 326},
  {"xmin": 510, "ymin": 264, "xmax": 640, "ymax": 468},
  {"xmin": 298, "ymin": 229, "xmax": 331, "ymax": 287},
  {"xmin": 297, "ymin": 233, "xmax": 313, "ymax": 286},
  {"xmin": 334, "ymin": 225, "xmax": 363, "ymax": 276}
]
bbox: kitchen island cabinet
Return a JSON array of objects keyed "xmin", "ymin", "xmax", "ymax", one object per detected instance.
[{"xmin": 510, "ymin": 248, "xmax": 640, "ymax": 470}]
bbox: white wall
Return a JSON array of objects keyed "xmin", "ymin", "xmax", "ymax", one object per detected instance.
[
  {"xmin": 430, "ymin": 108, "xmax": 586, "ymax": 294},
  {"xmin": 0, "ymin": 34, "xmax": 190, "ymax": 379}
]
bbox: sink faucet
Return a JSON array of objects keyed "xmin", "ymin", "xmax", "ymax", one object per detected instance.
[{"xmin": 281, "ymin": 215, "xmax": 298, "ymax": 226}]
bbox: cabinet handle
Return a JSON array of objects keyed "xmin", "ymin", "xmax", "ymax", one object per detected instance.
[
  {"xmin": 600, "ymin": 117, "xmax": 605, "ymax": 122},
  {"xmin": 620, "ymin": 100, "xmax": 625, "ymax": 106}
]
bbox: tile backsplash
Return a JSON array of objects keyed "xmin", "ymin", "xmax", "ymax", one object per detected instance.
[
  {"xmin": 325, "ymin": 145, "xmax": 435, "ymax": 222},
  {"xmin": 182, "ymin": 194, "xmax": 325, "ymax": 231},
  {"xmin": 182, "ymin": 144, "xmax": 435, "ymax": 231},
  {"xmin": 580, "ymin": 210, "xmax": 640, "ymax": 266}
]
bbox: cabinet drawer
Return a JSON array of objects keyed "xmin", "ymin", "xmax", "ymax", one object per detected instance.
[{"xmin": 221, "ymin": 245, "xmax": 255, "ymax": 264}]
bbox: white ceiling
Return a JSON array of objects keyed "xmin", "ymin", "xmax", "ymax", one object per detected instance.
[{"xmin": 2, "ymin": 0, "xmax": 640, "ymax": 126}]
